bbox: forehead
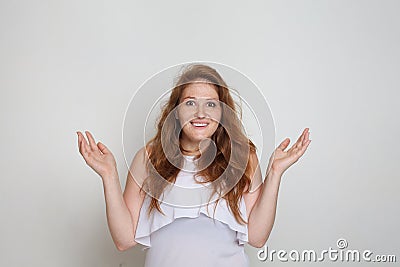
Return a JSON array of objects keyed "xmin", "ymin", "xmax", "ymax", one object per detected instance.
[{"xmin": 180, "ymin": 82, "xmax": 219, "ymax": 99}]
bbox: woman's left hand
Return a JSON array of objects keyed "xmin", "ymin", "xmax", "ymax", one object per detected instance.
[{"xmin": 267, "ymin": 128, "xmax": 312, "ymax": 175}]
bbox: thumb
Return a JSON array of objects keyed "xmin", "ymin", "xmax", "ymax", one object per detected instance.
[
  {"xmin": 277, "ymin": 138, "xmax": 290, "ymax": 151},
  {"xmin": 97, "ymin": 141, "xmax": 110, "ymax": 154}
]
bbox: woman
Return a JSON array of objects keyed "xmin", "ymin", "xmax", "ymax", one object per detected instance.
[{"xmin": 77, "ymin": 64, "xmax": 311, "ymax": 266}]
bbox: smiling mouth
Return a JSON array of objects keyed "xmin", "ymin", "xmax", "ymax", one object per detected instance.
[{"xmin": 190, "ymin": 122, "xmax": 209, "ymax": 128}]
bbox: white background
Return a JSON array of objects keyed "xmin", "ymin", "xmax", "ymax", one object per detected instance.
[{"xmin": 1, "ymin": 0, "xmax": 399, "ymax": 266}]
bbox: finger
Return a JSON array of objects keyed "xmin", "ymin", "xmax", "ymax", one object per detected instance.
[
  {"xmin": 303, "ymin": 130, "xmax": 310, "ymax": 145},
  {"xmin": 297, "ymin": 128, "xmax": 309, "ymax": 147},
  {"xmin": 97, "ymin": 141, "xmax": 110, "ymax": 155},
  {"xmin": 277, "ymin": 138, "xmax": 290, "ymax": 151},
  {"xmin": 299, "ymin": 140, "xmax": 311, "ymax": 156},
  {"xmin": 294, "ymin": 139, "xmax": 311, "ymax": 159},
  {"xmin": 85, "ymin": 131, "xmax": 98, "ymax": 151},
  {"xmin": 297, "ymin": 128, "xmax": 306, "ymax": 142},
  {"xmin": 77, "ymin": 131, "xmax": 81, "ymax": 151},
  {"xmin": 290, "ymin": 128, "xmax": 308, "ymax": 151},
  {"xmin": 77, "ymin": 132, "xmax": 89, "ymax": 160},
  {"xmin": 77, "ymin": 131, "xmax": 86, "ymax": 152},
  {"xmin": 77, "ymin": 131, "xmax": 84, "ymax": 154}
]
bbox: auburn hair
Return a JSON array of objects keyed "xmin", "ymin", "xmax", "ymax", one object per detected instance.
[{"xmin": 141, "ymin": 64, "xmax": 256, "ymax": 225}]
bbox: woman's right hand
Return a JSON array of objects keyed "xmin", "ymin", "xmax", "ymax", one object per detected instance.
[{"xmin": 77, "ymin": 131, "xmax": 118, "ymax": 178}]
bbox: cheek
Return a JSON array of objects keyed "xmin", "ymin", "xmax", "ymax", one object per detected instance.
[
  {"xmin": 210, "ymin": 111, "xmax": 222, "ymax": 124},
  {"xmin": 177, "ymin": 110, "xmax": 192, "ymax": 126}
]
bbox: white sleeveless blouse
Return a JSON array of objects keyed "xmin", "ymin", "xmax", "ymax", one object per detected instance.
[{"xmin": 134, "ymin": 155, "xmax": 250, "ymax": 267}]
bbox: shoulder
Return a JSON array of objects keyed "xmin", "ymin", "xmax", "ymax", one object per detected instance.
[{"xmin": 129, "ymin": 146, "xmax": 151, "ymax": 185}]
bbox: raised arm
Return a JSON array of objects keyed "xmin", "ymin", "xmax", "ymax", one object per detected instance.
[
  {"xmin": 77, "ymin": 131, "xmax": 147, "ymax": 251},
  {"xmin": 246, "ymin": 128, "xmax": 311, "ymax": 248},
  {"xmin": 102, "ymin": 147, "xmax": 147, "ymax": 251}
]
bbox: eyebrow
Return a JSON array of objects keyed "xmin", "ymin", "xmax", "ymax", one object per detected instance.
[{"xmin": 182, "ymin": 96, "xmax": 219, "ymax": 101}]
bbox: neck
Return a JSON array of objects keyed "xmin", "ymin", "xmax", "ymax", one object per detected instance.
[
  {"xmin": 180, "ymin": 144, "xmax": 200, "ymax": 156},
  {"xmin": 179, "ymin": 138, "xmax": 212, "ymax": 156}
]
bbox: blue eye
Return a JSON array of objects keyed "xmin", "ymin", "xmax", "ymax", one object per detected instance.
[{"xmin": 185, "ymin": 100, "xmax": 195, "ymax": 106}]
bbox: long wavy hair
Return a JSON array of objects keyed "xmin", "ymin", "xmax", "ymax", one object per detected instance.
[{"xmin": 141, "ymin": 64, "xmax": 256, "ymax": 225}]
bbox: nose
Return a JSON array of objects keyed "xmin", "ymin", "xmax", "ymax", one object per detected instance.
[{"xmin": 195, "ymin": 102, "xmax": 206, "ymax": 118}]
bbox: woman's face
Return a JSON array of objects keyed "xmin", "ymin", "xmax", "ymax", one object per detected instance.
[{"xmin": 177, "ymin": 82, "xmax": 222, "ymax": 149}]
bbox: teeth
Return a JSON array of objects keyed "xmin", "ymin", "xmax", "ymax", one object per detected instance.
[{"xmin": 191, "ymin": 122, "xmax": 208, "ymax": 127}]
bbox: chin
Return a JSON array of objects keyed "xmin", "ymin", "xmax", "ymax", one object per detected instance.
[
  {"xmin": 188, "ymin": 133, "xmax": 213, "ymax": 143},
  {"xmin": 182, "ymin": 129, "xmax": 217, "ymax": 144}
]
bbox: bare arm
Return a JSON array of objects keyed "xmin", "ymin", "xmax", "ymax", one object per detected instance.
[
  {"xmin": 120, "ymin": 147, "xmax": 148, "ymax": 250},
  {"xmin": 246, "ymin": 128, "xmax": 311, "ymax": 248},
  {"xmin": 77, "ymin": 131, "xmax": 147, "ymax": 251},
  {"xmin": 102, "ymin": 171, "xmax": 139, "ymax": 251},
  {"xmin": 103, "ymin": 147, "xmax": 148, "ymax": 251},
  {"xmin": 243, "ymin": 150, "xmax": 279, "ymax": 248},
  {"xmin": 247, "ymin": 168, "xmax": 282, "ymax": 248}
]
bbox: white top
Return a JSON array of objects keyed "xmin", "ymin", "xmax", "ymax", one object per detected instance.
[{"xmin": 134, "ymin": 155, "xmax": 250, "ymax": 267}]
